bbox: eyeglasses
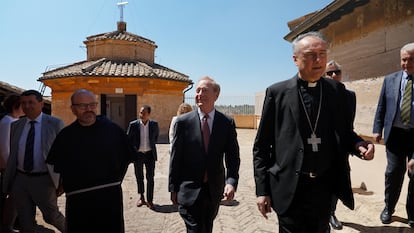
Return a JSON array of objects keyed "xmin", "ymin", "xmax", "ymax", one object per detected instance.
[
  {"xmin": 72, "ymin": 102, "xmax": 98, "ymax": 110},
  {"xmin": 301, "ymin": 52, "xmax": 327, "ymax": 61},
  {"xmin": 326, "ymin": 70, "xmax": 342, "ymax": 76}
]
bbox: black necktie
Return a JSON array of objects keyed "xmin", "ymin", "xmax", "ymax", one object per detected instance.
[
  {"xmin": 401, "ymin": 75, "xmax": 413, "ymax": 125},
  {"xmin": 24, "ymin": 121, "xmax": 36, "ymax": 171},
  {"xmin": 202, "ymin": 115, "xmax": 210, "ymax": 153}
]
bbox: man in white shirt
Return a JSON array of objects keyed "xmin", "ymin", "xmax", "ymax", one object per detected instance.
[{"xmin": 127, "ymin": 105, "xmax": 159, "ymax": 209}]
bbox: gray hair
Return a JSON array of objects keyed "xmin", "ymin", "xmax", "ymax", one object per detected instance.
[
  {"xmin": 197, "ymin": 76, "xmax": 221, "ymax": 94},
  {"xmin": 326, "ymin": 60, "xmax": 342, "ymax": 70},
  {"xmin": 292, "ymin": 31, "xmax": 329, "ymax": 55},
  {"xmin": 401, "ymin": 42, "xmax": 414, "ymax": 53}
]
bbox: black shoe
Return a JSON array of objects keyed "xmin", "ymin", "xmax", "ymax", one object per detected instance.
[
  {"xmin": 329, "ymin": 215, "xmax": 343, "ymax": 230},
  {"xmin": 380, "ymin": 208, "xmax": 393, "ymax": 224},
  {"xmin": 408, "ymin": 220, "xmax": 414, "ymax": 228}
]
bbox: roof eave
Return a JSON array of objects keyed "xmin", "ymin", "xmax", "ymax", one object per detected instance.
[{"xmin": 283, "ymin": 0, "xmax": 350, "ymax": 42}]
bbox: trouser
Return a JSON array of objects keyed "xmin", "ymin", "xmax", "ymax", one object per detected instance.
[
  {"xmin": 277, "ymin": 175, "xmax": 331, "ymax": 233},
  {"xmin": 384, "ymin": 127, "xmax": 414, "ymax": 220},
  {"xmin": 0, "ymin": 171, "xmax": 4, "ymax": 229},
  {"xmin": 134, "ymin": 151, "xmax": 155, "ymax": 202},
  {"xmin": 178, "ymin": 183, "xmax": 220, "ymax": 233},
  {"xmin": 0, "ymin": 171, "xmax": 18, "ymax": 233},
  {"xmin": 330, "ymin": 195, "xmax": 338, "ymax": 214},
  {"xmin": 12, "ymin": 172, "xmax": 66, "ymax": 233}
]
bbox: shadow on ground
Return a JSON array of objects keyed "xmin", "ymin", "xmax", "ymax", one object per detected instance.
[{"xmin": 343, "ymin": 216, "xmax": 412, "ymax": 233}]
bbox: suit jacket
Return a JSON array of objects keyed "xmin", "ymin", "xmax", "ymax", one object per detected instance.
[
  {"xmin": 169, "ymin": 110, "xmax": 240, "ymax": 207},
  {"xmin": 127, "ymin": 119, "xmax": 159, "ymax": 161},
  {"xmin": 373, "ymin": 71, "xmax": 404, "ymax": 144},
  {"xmin": 346, "ymin": 89, "xmax": 356, "ymax": 129},
  {"xmin": 3, "ymin": 114, "xmax": 64, "ymax": 191},
  {"xmin": 253, "ymin": 76, "xmax": 363, "ymax": 215}
]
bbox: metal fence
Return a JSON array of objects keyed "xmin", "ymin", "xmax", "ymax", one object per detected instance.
[{"xmin": 184, "ymin": 95, "xmax": 255, "ymax": 115}]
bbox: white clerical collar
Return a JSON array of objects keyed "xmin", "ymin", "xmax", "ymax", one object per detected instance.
[{"xmin": 298, "ymin": 77, "xmax": 318, "ymax": 88}]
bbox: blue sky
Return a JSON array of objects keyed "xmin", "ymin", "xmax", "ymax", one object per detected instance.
[{"xmin": 0, "ymin": 0, "xmax": 333, "ymax": 99}]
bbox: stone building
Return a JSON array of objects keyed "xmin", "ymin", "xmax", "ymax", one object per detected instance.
[
  {"xmin": 38, "ymin": 21, "xmax": 192, "ymax": 142},
  {"xmin": 284, "ymin": 0, "xmax": 414, "ymax": 81}
]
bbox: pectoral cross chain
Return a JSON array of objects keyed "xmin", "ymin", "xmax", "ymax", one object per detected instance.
[{"xmin": 307, "ymin": 133, "xmax": 321, "ymax": 152}]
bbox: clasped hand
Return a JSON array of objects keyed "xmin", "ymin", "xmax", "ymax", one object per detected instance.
[{"xmin": 355, "ymin": 140, "xmax": 375, "ymax": 160}]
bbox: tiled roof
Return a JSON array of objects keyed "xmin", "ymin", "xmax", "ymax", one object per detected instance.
[
  {"xmin": 38, "ymin": 58, "xmax": 191, "ymax": 83},
  {"xmin": 85, "ymin": 30, "xmax": 156, "ymax": 47},
  {"xmin": 0, "ymin": 80, "xmax": 26, "ymax": 93}
]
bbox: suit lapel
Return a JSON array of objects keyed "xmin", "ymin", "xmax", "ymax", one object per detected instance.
[
  {"xmin": 41, "ymin": 114, "xmax": 51, "ymax": 160},
  {"xmin": 148, "ymin": 120, "xmax": 152, "ymax": 140},
  {"xmin": 286, "ymin": 77, "xmax": 301, "ymax": 127},
  {"xmin": 392, "ymin": 71, "xmax": 403, "ymax": 105},
  {"xmin": 10, "ymin": 118, "xmax": 26, "ymax": 163},
  {"xmin": 136, "ymin": 121, "xmax": 141, "ymax": 143},
  {"xmin": 209, "ymin": 111, "xmax": 222, "ymax": 153}
]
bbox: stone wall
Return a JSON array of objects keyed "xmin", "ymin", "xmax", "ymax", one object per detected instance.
[
  {"xmin": 344, "ymin": 76, "xmax": 384, "ymax": 138},
  {"xmin": 321, "ymin": 0, "xmax": 414, "ymax": 81}
]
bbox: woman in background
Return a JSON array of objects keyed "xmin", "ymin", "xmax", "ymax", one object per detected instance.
[{"xmin": 169, "ymin": 103, "xmax": 193, "ymax": 144}]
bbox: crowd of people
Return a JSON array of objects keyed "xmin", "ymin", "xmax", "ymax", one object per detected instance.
[{"xmin": 0, "ymin": 31, "xmax": 413, "ymax": 233}]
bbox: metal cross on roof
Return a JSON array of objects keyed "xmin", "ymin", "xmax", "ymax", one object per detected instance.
[{"xmin": 117, "ymin": 2, "xmax": 128, "ymax": 22}]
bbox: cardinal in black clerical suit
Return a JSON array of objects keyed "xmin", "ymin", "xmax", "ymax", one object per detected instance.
[
  {"xmin": 254, "ymin": 75, "xmax": 366, "ymax": 232},
  {"xmin": 253, "ymin": 31, "xmax": 374, "ymax": 233}
]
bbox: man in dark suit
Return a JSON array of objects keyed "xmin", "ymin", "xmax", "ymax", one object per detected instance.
[
  {"xmin": 373, "ymin": 42, "xmax": 414, "ymax": 228},
  {"xmin": 127, "ymin": 105, "xmax": 159, "ymax": 209},
  {"xmin": 3, "ymin": 90, "xmax": 66, "ymax": 232},
  {"xmin": 325, "ymin": 60, "xmax": 358, "ymax": 230},
  {"xmin": 169, "ymin": 76, "xmax": 240, "ymax": 233},
  {"xmin": 253, "ymin": 31, "xmax": 374, "ymax": 233}
]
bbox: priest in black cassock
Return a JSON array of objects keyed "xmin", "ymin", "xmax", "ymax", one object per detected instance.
[
  {"xmin": 47, "ymin": 89, "xmax": 137, "ymax": 233},
  {"xmin": 253, "ymin": 31, "xmax": 375, "ymax": 233}
]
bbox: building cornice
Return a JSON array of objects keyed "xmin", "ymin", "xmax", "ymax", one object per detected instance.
[{"xmin": 284, "ymin": 0, "xmax": 369, "ymax": 42}]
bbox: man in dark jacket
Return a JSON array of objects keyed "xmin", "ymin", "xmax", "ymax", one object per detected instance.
[
  {"xmin": 169, "ymin": 76, "xmax": 240, "ymax": 233},
  {"xmin": 127, "ymin": 105, "xmax": 159, "ymax": 209},
  {"xmin": 253, "ymin": 31, "xmax": 374, "ymax": 233}
]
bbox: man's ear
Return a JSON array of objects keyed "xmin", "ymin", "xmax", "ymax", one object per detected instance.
[{"xmin": 293, "ymin": 55, "xmax": 299, "ymax": 66}]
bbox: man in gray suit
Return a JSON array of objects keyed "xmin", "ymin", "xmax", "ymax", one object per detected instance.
[
  {"xmin": 373, "ymin": 42, "xmax": 414, "ymax": 227},
  {"xmin": 3, "ymin": 90, "xmax": 65, "ymax": 232},
  {"xmin": 169, "ymin": 76, "xmax": 240, "ymax": 233}
]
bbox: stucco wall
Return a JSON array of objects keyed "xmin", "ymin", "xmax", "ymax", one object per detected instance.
[
  {"xmin": 44, "ymin": 77, "xmax": 189, "ymax": 142},
  {"xmin": 231, "ymin": 115, "xmax": 257, "ymax": 129}
]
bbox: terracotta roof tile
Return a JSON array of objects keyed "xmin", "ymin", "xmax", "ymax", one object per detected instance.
[
  {"xmin": 38, "ymin": 58, "xmax": 191, "ymax": 83},
  {"xmin": 85, "ymin": 31, "xmax": 156, "ymax": 47}
]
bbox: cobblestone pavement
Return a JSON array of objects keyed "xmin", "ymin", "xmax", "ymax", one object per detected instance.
[{"xmin": 36, "ymin": 129, "xmax": 413, "ymax": 232}]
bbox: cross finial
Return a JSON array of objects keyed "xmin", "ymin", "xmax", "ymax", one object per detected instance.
[{"xmin": 117, "ymin": 2, "xmax": 128, "ymax": 22}]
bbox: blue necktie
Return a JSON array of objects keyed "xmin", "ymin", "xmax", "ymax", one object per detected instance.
[{"xmin": 24, "ymin": 121, "xmax": 36, "ymax": 171}]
